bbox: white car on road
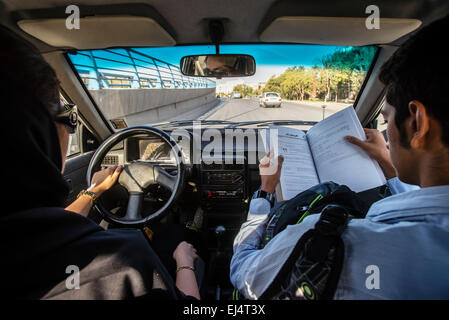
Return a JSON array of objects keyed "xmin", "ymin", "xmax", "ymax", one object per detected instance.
[
  {"xmin": 260, "ymin": 92, "xmax": 282, "ymax": 108},
  {"xmin": 231, "ymin": 92, "xmax": 242, "ymax": 99}
]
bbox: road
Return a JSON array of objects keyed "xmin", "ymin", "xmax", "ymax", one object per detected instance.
[{"xmin": 199, "ymin": 98, "xmax": 349, "ymax": 124}]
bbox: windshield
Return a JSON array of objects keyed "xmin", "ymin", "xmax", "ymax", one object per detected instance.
[{"xmin": 68, "ymin": 44, "xmax": 377, "ymax": 129}]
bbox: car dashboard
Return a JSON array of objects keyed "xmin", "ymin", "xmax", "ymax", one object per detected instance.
[{"xmin": 101, "ymin": 128, "xmax": 264, "ymax": 238}]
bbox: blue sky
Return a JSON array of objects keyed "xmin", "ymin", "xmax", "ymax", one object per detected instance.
[{"xmin": 135, "ymin": 44, "xmax": 343, "ymax": 67}]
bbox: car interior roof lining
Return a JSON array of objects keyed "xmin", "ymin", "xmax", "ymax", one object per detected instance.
[{"xmin": 2, "ymin": 0, "xmax": 449, "ymax": 52}]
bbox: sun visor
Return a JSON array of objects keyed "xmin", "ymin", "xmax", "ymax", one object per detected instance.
[
  {"xmin": 17, "ymin": 15, "xmax": 176, "ymax": 49},
  {"xmin": 260, "ymin": 16, "xmax": 421, "ymax": 46}
]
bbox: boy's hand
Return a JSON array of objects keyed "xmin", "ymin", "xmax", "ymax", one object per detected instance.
[
  {"xmin": 259, "ymin": 151, "xmax": 284, "ymax": 194},
  {"xmin": 345, "ymin": 129, "xmax": 396, "ymax": 179}
]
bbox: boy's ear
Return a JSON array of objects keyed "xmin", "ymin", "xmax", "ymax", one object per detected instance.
[{"xmin": 408, "ymin": 100, "xmax": 430, "ymax": 149}]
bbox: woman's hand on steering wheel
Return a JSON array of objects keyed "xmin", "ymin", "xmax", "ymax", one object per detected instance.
[
  {"xmin": 90, "ymin": 165, "xmax": 123, "ymax": 196},
  {"xmin": 87, "ymin": 126, "xmax": 184, "ymax": 226}
]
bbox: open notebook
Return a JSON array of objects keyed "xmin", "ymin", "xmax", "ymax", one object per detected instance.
[{"xmin": 260, "ymin": 106, "xmax": 386, "ymax": 201}]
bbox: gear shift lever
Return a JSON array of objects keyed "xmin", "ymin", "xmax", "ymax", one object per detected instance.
[
  {"xmin": 215, "ymin": 225, "xmax": 226, "ymax": 253},
  {"xmin": 210, "ymin": 225, "xmax": 227, "ymax": 300}
]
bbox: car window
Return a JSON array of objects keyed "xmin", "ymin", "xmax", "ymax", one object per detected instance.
[
  {"xmin": 60, "ymin": 94, "xmax": 80, "ymax": 157},
  {"xmin": 68, "ymin": 44, "xmax": 377, "ymax": 127},
  {"xmin": 374, "ymin": 99, "xmax": 389, "ymax": 141},
  {"xmin": 60, "ymin": 93, "xmax": 99, "ymax": 157},
  {"xmin": 67, "ymin": 125, "xmax": 81, "ymax": 157},
  {"xmin": 376, "ymin": 112, "xmax": 388, "ymax": 133}
]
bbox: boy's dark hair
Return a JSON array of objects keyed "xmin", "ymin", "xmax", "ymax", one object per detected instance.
[
  {"xmin": 379, "ymin": 15, "xmax": 449, "ymax": 148},
  {"xmin": 0, "ymin": 25, "xmax": 61, "ymax": 118}
]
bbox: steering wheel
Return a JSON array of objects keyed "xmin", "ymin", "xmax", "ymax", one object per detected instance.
[{"xmin": 86, "ymin": 126, "xmax": 185, "ymax": 226}]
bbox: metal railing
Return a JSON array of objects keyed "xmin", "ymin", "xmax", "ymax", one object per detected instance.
[{"xmin": 68, "ymin": 48, "xmax": 215, "ymax": 90}]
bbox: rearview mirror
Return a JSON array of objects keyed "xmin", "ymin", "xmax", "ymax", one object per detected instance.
[{"xmin": 180, "ymin": 54, "xmax": 256, "ymax": 78}]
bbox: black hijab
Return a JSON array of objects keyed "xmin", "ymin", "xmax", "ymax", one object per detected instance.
[{"xmin": 0, "ymin": 26, "xmax": 69, "ymax": 214}]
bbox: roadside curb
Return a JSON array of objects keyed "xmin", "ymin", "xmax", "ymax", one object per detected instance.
[{"xmin": 284, "ymin": 100, "xmax": 351, "ymax": 111}]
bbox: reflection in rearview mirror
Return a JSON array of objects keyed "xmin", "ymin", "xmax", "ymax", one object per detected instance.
[{"xmin": 180, "ymin": 54, "xmax": 256, "ymax": 78}]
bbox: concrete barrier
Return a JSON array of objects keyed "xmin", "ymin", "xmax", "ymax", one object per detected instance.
[{"xmin": 90, "ymin": 88, "xmax": 218, "ymax": 125}]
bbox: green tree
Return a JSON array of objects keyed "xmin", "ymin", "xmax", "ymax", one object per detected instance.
[
  {"xmin": 232, "ymin": 84, "xmax": 253, "ymax": 97},
  {"xmin": 280, "ymin": 67, "xmax": 313, "ymax": 101},
  {"xmin": 320, "ymin": 46, "xmax": 376, "ymax": 101},
  {"xmin": 261, "ymin": 46, "xmax": 376, "ymax": 102},
  {"xmin": 263, "ymin": 74, "xmax": 285, "ymax": 93}
]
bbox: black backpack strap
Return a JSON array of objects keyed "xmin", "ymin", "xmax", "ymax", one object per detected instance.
[
  {"xmin": 260, "ymin": 204, "xmax": 349, "ymax": 300},
  {"xmin": 307, "ymin": 204, "xmax": 348, "ymax": 260},
  {"xmin": 306, "ymin": 204, "xmax": 348, "ymax": 299}
]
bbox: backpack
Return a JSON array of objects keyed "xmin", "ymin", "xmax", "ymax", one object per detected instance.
[
  {"xmin": 260, "ymin": 182, "xmax": 369, "ymax": 248},
  {"xmin": 234, "ymin": 182, "xmax": 370, "ymax": 300}
]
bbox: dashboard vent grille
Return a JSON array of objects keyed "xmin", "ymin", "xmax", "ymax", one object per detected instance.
[
  {"xmin": 102, "ymin": 155, "xmax": 119, "ymax": 166},
  {"xmin": 226, "ymin": 163, "xmax": 245, "ymax": 170},
  {"xmin": 202, "ymin": 162, "xmax": 223, "ymax": 170}
]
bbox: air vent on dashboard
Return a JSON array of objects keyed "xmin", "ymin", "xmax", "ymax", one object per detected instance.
[
  {"xmin": 202, "ymin": 162, "xmax": 223, "ymax": 170},
  {"xmin": 226, "ymin": 163, "xmax": 245, "ymax": 170},
  {"xmin": 102, "ymin": 155, "xmax": 119, "ymax": 166}
]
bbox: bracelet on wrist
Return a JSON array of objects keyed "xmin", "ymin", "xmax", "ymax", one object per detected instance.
[
  {"xmin": 77, "ymin": 189, "xmax": 98, "ymax": 203},
  {"xmin": 176, "ymin": 266, "xmax": 195, "ymax": 273}
]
